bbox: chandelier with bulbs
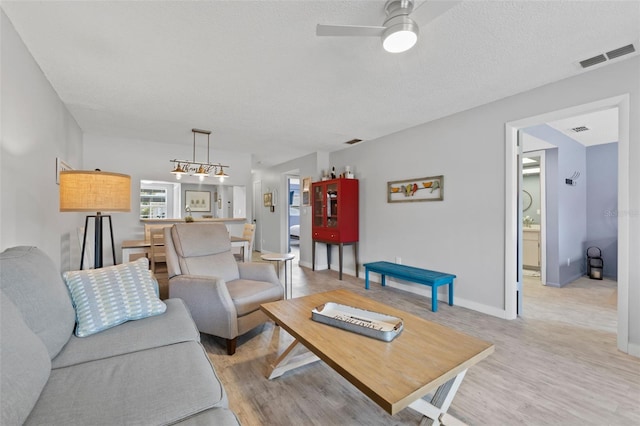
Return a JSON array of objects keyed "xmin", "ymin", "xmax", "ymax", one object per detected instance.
[{"xmin": 170, "ymin": 129, "xmax": 229, "ymax": 181}]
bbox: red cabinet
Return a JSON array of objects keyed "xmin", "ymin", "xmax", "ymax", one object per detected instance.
[{"xmin": 311, "ymin": 178, "xmax": 359, "ymax": 279}]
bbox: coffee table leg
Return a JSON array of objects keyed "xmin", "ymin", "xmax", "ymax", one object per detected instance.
[
  {"xmin": 267, "ymin": 339, "xmax": 320, "ymax": 380},
  {"xmin": 409, "ymin": 369, "xmax": 468, "ymax": 426}
]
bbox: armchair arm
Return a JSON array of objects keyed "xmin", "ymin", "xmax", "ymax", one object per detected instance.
[
  {"xmin": 238, "ymin": 262, "xmax": 281, "ymax": 287},
  {"xmin": 168, "ymin": 275, "xmax": 238, "ymax": 339}
]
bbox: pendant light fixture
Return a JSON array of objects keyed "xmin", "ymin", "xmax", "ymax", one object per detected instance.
[{"xmin": 170, "ymin": 129, "xmax": 230, "ymax": 181}]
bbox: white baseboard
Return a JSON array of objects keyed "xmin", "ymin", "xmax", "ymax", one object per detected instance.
[
  {"xmin": 298, "ymin": 260, "xmax": 313, "ymax": 269},
  {"xmin": 300, "ymin": 265, "xmax": 510, "ymax": 319},
  {"xmin": 381, "ymin": 280, "xmax": 509, "ymax": 319},
  {"xmin": 627, "ymin": 342, "xmax": 640, "ymax": 358}
]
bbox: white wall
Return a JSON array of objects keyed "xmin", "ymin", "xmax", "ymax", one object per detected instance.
[
  {"xmin": 326, "ymin": 56, "xmax": 639, "ymax": 349},
  {"xmin": 1, "ymin": 10, "xmax": 83, "ymax": 271},
  {"xmin": 82, "ymin": 133, "xmax": 253, "ymax": 261}
]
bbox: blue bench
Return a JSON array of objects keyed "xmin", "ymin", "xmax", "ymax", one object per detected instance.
[{"xmin": 364, "ymin": 261, "xmax": 456, "ymax": 312}]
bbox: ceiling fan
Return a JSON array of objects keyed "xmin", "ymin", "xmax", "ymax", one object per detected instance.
[{"xmin": 316, "ymin": 0, "xmax": 460, "ymax": 53}]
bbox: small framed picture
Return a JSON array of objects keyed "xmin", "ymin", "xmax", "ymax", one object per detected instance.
[
  {"xmin": 185, "ymin": 190, "xmax": 211, "ymax": 212},
  {"xmin": 263, "ymin": 192, "xmax": 273, "ymax": 207}
]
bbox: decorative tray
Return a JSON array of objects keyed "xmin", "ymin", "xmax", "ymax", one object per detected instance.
[{"xmin": 311, "ymin": 302, "xmax": 403, "ymax": 342}]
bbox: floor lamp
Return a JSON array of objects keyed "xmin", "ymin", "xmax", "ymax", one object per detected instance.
[{"xmin": 59, "ymin": 170, "xmax": 131, "ymax": 269}]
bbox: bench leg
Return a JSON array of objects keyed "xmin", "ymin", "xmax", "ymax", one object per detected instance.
[
  {"xmin": 432, "ymin": 286, "xmax": 438, "ymax": 312},
  {"xmin": 365, "ymin": 269, "xmax": 370, "ymax": 289},
  {"xmin": 449, "ymin": 281, "xmax": 454, "ymax": 306},
  {"xmin": 381, "ymin": 274, "xmax": 386, "ymax": 287}
]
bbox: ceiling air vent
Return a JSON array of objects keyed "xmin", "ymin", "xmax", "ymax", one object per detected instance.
[
  {"xmin": 580, "ymin": 54, "xmax": 606, "ymax": 68},
  {"xmin": 572, "ymin": 126, "xmax": 589, "ymax": 133},
  {"xmin": 345, "ymin": 138, "xmax": 363, "ymax": 145},
  {"xmin": 579, "ymin": 42, "xmax": 637, "ymax": 69},
  {"xmin": 606, "ymin": 44, "xmax": 635, "ymax": 60}
]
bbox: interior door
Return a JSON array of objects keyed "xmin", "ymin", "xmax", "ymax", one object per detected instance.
[{"xmin": 253, "ymin": 180, "xmax": 262, "ymax": 252}]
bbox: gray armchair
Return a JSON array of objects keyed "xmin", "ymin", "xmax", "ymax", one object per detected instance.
[{"xmin": 164, "ymin": 223, "xmax": 283, "ymax": 354}]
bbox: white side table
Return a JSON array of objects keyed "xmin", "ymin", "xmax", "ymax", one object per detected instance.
[{"xmin": 261, "ymin": 253, "xmax": 295, "ymax": 299}]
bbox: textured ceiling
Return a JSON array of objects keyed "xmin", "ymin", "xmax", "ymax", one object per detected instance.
[{"xmin": 3, "ymin": 0, "xmax": 639, "ymax": 168}]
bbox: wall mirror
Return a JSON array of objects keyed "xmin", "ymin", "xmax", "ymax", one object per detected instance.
[{"xmin": 140, "ymin": 180, "xmax": 246, "ymax": 220}]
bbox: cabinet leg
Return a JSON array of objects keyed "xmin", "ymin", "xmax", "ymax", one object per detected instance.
[
  {"xmin": 354, "ymin": 242, "xmax": 359, "ymax": 278},
  {"xmin": 339, "ymin": 243, "xmax": 343, "ymax": 280},
  {"xmin": 312, "ymin": 241, "xmax": 316, "ymax": 271},
  {"xmin": 326, "ymin": 244, "xmax": 331, "ymax": 271}
]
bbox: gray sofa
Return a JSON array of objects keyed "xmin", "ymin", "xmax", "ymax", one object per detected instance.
[{"xmin": 0, "ymin": 246, "xmax": 241, "ymax": 426}]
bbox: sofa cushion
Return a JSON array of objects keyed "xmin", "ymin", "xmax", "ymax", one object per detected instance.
[
  {"xmin": 63, "ymin": 258, "xmax": 166, "ymax": 337},
  {"xmin": 25, "ymin": 341, "xmax": 227, "ymax": 426},
  {"xmin": 0, "ymin": 246, "xmax": 75, "ymax": 359},
  {"xmin": 0, "ymin": 291, "xmax": 51, "ymax": 426},
  {"xmin": 52, "ymin": 299, "xmax": 200, "ymax": 369}
]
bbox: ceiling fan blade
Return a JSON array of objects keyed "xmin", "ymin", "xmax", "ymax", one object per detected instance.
[
  {"xmin": 316, "ymin": 24, "xmax": 385, "ymax": 37},
  {"xmin": 412, "ymin": 0, "xmax": 462, "ymax": 25}
]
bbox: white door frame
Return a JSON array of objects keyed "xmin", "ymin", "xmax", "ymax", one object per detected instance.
[{"xmin": 505, "ymin": 95, "xmax": 630, "ymax": 354}]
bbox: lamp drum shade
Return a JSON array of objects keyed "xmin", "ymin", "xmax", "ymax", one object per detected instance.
[{"xmin": 59, "ymin": 170, "xmax": 131, "ymax": 212}]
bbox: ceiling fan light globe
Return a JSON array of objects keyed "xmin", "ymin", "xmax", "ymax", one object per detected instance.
[
  {"xmin": 381, "ymin": 17, "xmax": 418, "ymax": 53},
  {"xmin": 383, "ymin": 29, "xmax": 417, "ymax": 53}
]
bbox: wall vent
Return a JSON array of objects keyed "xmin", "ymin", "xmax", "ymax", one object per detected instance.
[
  {"xmin": 571, "ymin": 126, "xmax": 589, "ymax": 133},
  {"xmin": 345, "ymin": 138, "xmax": 363, "ymax": 145},
  {"xmin": 579, "ymin": 42, "xmax": 637, "ymax": 68}
]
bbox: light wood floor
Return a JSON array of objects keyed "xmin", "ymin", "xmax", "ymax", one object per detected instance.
[{"xmin": 200, "ymin": 255, "xmax": 639, "ymax": 425}]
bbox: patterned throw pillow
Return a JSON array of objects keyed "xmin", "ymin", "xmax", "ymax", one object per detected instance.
[{"xmin": 63, "ymin": 258, "xmax": 166, "ymax": 337}]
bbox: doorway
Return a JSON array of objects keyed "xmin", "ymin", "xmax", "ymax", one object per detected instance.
[
  {"xmin": 505, "ymin": 95, "xmax": 630, "ymax": 354},
  {"xmin": 287, "ymin": 176, "xmax": 300, "ymax": 254}
]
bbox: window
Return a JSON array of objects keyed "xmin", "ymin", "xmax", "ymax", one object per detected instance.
[
  {"xmin": 140, "ymin": 180, "xmax": 180, "ymax": 219},
  {"xmin": 140, "ymin": 188, "xmax": 167, "ymax": 219}
]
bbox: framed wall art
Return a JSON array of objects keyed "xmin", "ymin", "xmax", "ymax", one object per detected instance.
[
  {"xmin": 263, "ymin": 192, "xmax": 273, "ymax": 207},
  {"xmin": 387, "ymin": 175, "xmax": 444, "ymax": 203},
  {"xmin": 185, "ymin": 190, "xmax": 211, "ymax": 212}
]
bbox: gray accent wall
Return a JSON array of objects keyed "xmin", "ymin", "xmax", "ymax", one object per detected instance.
[
  {"xmin": 544, "ymin": 148, "xmax": 560, "ymax": 286},
  {"xmin": 523, "ymin": 124, "xmax": 588, "ymax": 286},
  {"xmin": 586, "ymin": 142, "xmax": 618, "ymax": 279}
]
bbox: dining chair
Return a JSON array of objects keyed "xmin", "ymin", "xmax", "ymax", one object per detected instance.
[
  {"xmin": 233, "ymin": 223, "xmax": 256, "ymax": 262},
  {"xmin": 149, "ymin": 227, "xmax": 168, "ymax": 298}
]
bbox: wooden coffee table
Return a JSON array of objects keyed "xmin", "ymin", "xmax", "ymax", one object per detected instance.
[{"xmin": 260, "ymin": 289, "xmax": 494, "ymax": 425}]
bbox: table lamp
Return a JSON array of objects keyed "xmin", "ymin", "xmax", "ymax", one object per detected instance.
[{"xmin": 59, "ymin": 170, "xmax": 131, "ymax": 269}]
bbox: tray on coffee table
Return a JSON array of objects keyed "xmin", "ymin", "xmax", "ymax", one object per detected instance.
[{"xmin": 311, "ymin": 302, "xmax": 403, "ymax": 342}]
